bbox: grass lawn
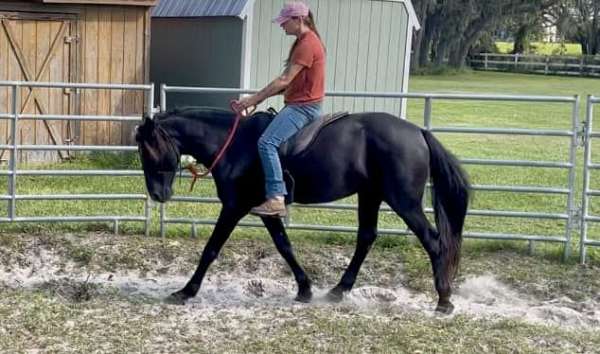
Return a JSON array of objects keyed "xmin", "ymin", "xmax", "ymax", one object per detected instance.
[{"xmin": 408, "ymin": 70, "xmax": 598, "ymax": 97}]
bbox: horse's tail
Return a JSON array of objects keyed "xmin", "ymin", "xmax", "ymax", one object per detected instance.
[{"xmin": 421, "ymin": 129, "xmax": 470, "ymax": 279}]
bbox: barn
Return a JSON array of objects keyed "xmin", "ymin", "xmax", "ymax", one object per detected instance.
[
  {"xmin": 150, "ymin": 0, "xmax": 420, "ymax": 117},
  {"xmin": 0, "ymin": 0, "xmax": 156, "ymax": 162}
]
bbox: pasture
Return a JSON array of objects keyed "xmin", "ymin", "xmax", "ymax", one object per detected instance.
[{"xmin": 1, "ymin": 71, "xmax": 600, "ymax": 352}]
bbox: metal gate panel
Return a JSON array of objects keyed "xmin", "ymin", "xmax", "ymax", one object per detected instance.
[
  {"xmin": 0, "ymin": 81, "xmax": 154, "ymax": 234},
  {"xmin": 0, "ymin": 81, "xmax": 588, "ymax": 263}
]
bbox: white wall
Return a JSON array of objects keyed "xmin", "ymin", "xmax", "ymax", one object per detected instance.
[{"xmin": 248, "ymin": 0, "xmax": 412, "ymax": 117}]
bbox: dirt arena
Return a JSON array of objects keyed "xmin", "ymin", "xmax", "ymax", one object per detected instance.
[{"xmin": 0, "ymin": 233, "xmax": 598, "ymax": 352}]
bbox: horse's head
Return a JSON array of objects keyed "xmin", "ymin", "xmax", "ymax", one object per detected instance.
[{"xmin": 135, "ymin": 115, "xmax": 180, "ymax": 203}]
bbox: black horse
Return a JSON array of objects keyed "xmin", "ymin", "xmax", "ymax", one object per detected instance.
[{"xmin": 135, "ymin": 107, "xmax": 470, "ymax": 313}]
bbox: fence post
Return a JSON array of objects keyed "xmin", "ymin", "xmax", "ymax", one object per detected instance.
[
  {"xmin": 580, "ymin": 96, "xmax": 594, "ymax": 264},
  {"xmin": 563, "ymin": 95, "xmax": 580, "ymax": 261},
  {"xmin": 160, "ymin": 84, "xmax": 167, "ymax": 112},
  {"xmin": 544, "ymin": 56, "xmax": 549, "ymax": 75},
  {"xmin": 514, "ymin": 53, "xmax": 519, "ymax": 70},
  {"xmin": 147, "ymin": 83, "xmax": 155, "ymax": 118},
  {"xmin": 160, "ymin": 203, "xmax": 166, "ymax": 238},
  {"xmin": 484, "ymin": 53, "xmax": 488, "ymax": 70},
  {"xmin": 144, "ymin": 196, "xmax": 152, "ymax": 237},
  {"xmin": 424, "ymin": 97, "xmax": 433, "ymax": 130},
  {"xmin": 7, "ymin": 84, "xmax": 20, "ymax": 220},
  {"xmin": 421, "ymin": 96, "xmax": 434, "ymax": 240}
]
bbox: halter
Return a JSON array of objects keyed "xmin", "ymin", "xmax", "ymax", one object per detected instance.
[{"xmin": 184, "ymin": 101, "xmax": 255, "ymax": 191}]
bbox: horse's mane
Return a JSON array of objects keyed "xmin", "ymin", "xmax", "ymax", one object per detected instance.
[
  {"xmin": 153, "ymin": 106, "xmax": 274, "ymax": 128},
  {"xmin": 153, "ymin": 106, "xmax": 236, "ymax": 127}
]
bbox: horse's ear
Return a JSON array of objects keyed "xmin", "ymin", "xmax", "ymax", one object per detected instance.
[
  {"xmin": 135, "ymin": 115, "xmax": 155, "ymax": 141},
  {"xmin": 142, "ymin": 114, "xmax": 154, "ymax": 128},
  {"xmin": 134, "ymin": 124, "xmax": 144, "ymax": 143}
]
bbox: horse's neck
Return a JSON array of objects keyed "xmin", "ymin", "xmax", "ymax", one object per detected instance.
[{"xmin": 164, "ymin": 116, "xmax": 231, "ymax": 166}]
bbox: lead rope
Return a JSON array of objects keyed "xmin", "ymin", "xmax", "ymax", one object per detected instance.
[{"xmin": 186, "ymin": 101, "xmax": 255, "ymax": 192}]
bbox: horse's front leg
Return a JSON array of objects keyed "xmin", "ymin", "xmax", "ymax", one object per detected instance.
[
  {"xmin": 262, "ymin": 217, "xmax": 312, "ymax": 302},
  {"xmin": 166, "ymin": 206, "xmax": 245, "ymax": 304}
]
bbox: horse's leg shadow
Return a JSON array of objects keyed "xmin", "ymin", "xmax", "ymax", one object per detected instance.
[{"xmin": 262, "ymin": 216, "xmax": 313, "ymax": 303}]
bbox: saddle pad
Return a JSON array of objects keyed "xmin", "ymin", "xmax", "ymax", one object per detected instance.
[{"xmin": 279, "ymin": 111, "xmax": 350, "ymax": 156}]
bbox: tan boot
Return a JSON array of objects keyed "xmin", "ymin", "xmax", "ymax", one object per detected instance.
[{"xmin": 250, "ymin": 197, "xmax": 286, "ymax": 217}]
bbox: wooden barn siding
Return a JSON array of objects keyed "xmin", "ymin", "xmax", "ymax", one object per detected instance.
[
  {"xmin": 0, "ymin": 14, "xmax": 72, "ymax": 161},
  {"xmin": 0, "ymin": 4, "xmax": 149, "ymax": 160},
  {"xmin": 250, "ymin": 0, "xmax": 408, "ymax": 116},
  {"xmin": 79, "ymin": 5, "xmax": 148, "ymax": 145},
  {"xmin": 0, "ymin": 17, "xmax": 9, "ymax": 160}
]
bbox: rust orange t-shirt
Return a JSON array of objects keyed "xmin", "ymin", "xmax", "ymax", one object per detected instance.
[{"xmin": 284, "ymin": 30, "xmax": 325, "ymax": 104}]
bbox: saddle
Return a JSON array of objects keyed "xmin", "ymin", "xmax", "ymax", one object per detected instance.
[{"xmin": 278, "ymin": 111, "xmax": 350, "ymax": 156}]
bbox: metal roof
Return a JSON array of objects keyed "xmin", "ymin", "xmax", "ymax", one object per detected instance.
[
  {"xmin": 152, "ymin": 0, "xmax": 253, "ymax": 18},
  {"xmin": 389, "ymin": 0, "xmax": 421, "ymax": 30},
  {"xmin": 42, "ymin": 0, "xmax": 158, "ymax": 5}
]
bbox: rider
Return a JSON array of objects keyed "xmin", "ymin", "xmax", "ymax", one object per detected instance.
[{"xmin": 233, "ymin": 1, "xmax": 325, "ymax": 217}]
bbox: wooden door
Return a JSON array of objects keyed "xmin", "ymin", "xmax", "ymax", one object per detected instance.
[{"xmin": 0, "ymin": 12, "xmax": 77, "ymax": 162}]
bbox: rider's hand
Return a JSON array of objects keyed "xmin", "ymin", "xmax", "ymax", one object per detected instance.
[{"xmin": 232, "ymin": 96, "xmax": 257, "ymax": 117}]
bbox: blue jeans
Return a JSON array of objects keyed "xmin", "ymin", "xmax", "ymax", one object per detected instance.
[{"xmin": 258, "ymin": 102, "xmax": 322, "ymax": 198}]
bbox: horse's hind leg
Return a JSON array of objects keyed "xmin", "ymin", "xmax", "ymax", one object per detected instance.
[
  {"xmin": 387, "ymin": 197, "xmax": 454, "ymax": 314},
  {"xmin": 262, "ymin": 217, "xmax": 312, "ymax": 302},
  {"xmin": 327, "ymin": 192, "xmax": 381, "ymax": 302}
]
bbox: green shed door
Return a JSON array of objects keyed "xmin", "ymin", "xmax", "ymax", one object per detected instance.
[{"xmin": 249, "ymin": 0, "xmax": 410, "ymax": 116}]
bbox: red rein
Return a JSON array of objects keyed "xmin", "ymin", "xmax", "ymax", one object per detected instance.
[{"xmin": 186, "ymin": 101, "xmax": 255, "ymax": 192}]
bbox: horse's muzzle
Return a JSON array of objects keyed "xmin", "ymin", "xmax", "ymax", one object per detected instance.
[{"xmin": 149, "ymin": 190, "xmax": 172, "ymax": 203}]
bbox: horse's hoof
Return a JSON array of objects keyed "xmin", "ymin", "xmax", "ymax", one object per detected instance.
[
  {"xmin": 435, "ymin": 301, "xmax": 454, "ymax": 314},
  {"xmin": 164, "ymin": 291, "xmax": 189, "ymax": 305},
  {"xmin": 326, "ymin": 289, "xmax": 344, "ymax": 303},
  {"xmin": 295, "ymin": 289, "xmax": 313, "ymax": 303}
]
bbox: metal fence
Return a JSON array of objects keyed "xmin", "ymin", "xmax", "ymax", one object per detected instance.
[
  {"xmin": 0, "ymin": 81, "xmax": 154, "ymax": 235},
  {"xmin": 581, "ymin": 95, "xmax": 600, "ymax": 263},
  {"xmin": 0, "ymin": 81, "xmax": 592, "ymax": 262},
  {"xmin": 159, "ymin": 85, "xmax": 579, "ymax": 260}
]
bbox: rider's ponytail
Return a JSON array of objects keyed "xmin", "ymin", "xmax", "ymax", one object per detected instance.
[
  {"xmin": 305, "ymin": 11, "xmax": 324, "ymax": 47},
  {"xmin": 285, "ymin": 11, "xmax": 325, "ymax": 67}
]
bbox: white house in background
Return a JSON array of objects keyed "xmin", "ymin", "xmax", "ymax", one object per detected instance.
[
  {"xmin": 543, "ymin": 13, "xmax": 559, "ymax": 43},
  {"xmin": 151, "ymin": 0, "xmax": 420, "ymax": 118}
]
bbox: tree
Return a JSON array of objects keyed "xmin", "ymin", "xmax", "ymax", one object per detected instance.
[
  {"xmin": 553, "ymin": 0, "xmax": 600, "ymax": 55},
  {"xmin": 411, "ymin": 0, "xmax": 561, "ymax": 69},
  {"xmin": 509, "ymin": 13, "xmax": 544, "ymax": 54}
]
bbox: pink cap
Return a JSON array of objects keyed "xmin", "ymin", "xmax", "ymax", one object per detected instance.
[{"xmin": 273, "ymin": 1, "xmax": 309, "ymax": 25}]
